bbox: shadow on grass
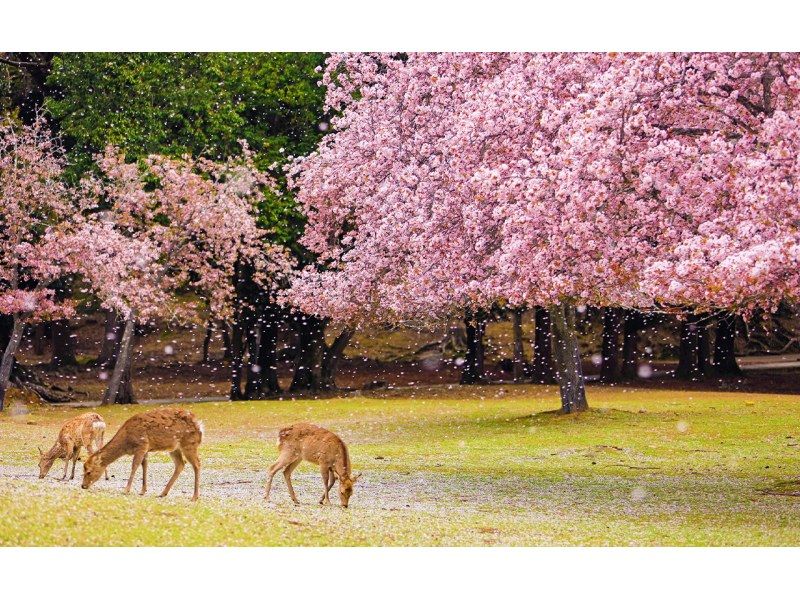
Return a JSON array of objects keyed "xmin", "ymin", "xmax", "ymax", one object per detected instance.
[{"xmin": 760, "ymin": 480, "xmax": 800, "ymax": 497}]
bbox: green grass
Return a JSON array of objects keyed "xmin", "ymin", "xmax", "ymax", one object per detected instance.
[{"xmin": 2, "ymin": 384, "xmax": 800, "ymax": 545}]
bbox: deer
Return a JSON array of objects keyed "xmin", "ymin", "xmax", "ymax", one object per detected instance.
[
  {"xmin": 38, "ymin": 412, "xmax": 108, "ymax": 481},
  {"xmin": 265, "ymin": 422, "xmax": 361, "ymax": 508},
  {"xmin": 81, "ymin": 407, "xmax": 203, "ymax": 501}
]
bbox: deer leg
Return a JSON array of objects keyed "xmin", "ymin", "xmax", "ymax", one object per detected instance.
[
  {"xmin": 140, "ymin": 454, "xmax": 148, "ymax": 495},
  {"xmin": 61, "ymin": 442, "xmax": 73, "ymax": 480},
  {"xmin": 126, "ymin": 449, "xmax": 146, "ymax": 494},
  {"xmin": 319, "ymin": 467, "xmax": 330, "ymax": 505},
  {"xmin": 160, "ymin": 449, "xmax": 185, "ymax": 498},
  {"xmin": 283, "ymin": 459, "xmax": 301, "ymax": 506},
  {"xmin": 69, "ymin": 447, "xmax": 79, "ymax": 480},
  {"xmin": 183, "ymin": 446, "xmax": 201, "ymax": 501},
  {"xmin": 265, "ymin": 451, "xmax": 294, "ymax": 502}
]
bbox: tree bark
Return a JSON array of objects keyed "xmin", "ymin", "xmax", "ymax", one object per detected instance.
[
  {"xmin": 229, "ymin": 319, "xmax": 246, "ymax": 400},
  {"xmin": 698, "ymin": 317, "xmax": 713, "ymax": 377},
  {"xmin": 621, "ymin": 311, "xmax": 639, "ymax": 379},
  {"xmin": 549, "ymin": 303, "xmax": 588, "ymax": 414},
  {"xmin": 201, "ymin": 320, "xmax": 214, "ymax": 364},
  {"xmin": 676, "ymin": 315, "xmax": 699, "ymax": 380},
  {"xmin": 255, "ymin": 309, "xmax": 282, "ymax": 396},
  {"xmin": 714, "ymin": 314, "xmax": 742, "ymax": 376},
  {"xmin": 221, "ymin": 323, "xmax": 232, "ymax": 362},
  {"xmin": 531, "ymin": 307, "xmax": 555, "ymax": 383},
  {"xmin": 600, "ymin": 307, "xmax": 622, "ymax": 382},
  {"xmin": 102, "ymin": 314, "xmax": 136, "ymax": 405},
  {"xmin": 290, "ymin": 314, "xmax": 325, "ymax": 391},
  {"xmin": 460, "ymin": 311, "xmax": 487, "ymax": 384},
  {"xmin": 511, "ymin": 308, "xmax": 526, "ymax": 382},
  {"xmin": 320, "ymin": 327, "xmax": 354, "ymax": 390},
  {"xmin": 97, "ymin": 310, "xmax": 123, "ymax": 368},
  {"xmin": 50, "ymin": 318, "xmax": 77, "ymax": 368},
  {"xmin": 0, "ymin": 316, "xmax": 25, "ymax": 411},
  {"xmin": 32, "ymin": 323, "xmax": 47, "ymax": 356}
]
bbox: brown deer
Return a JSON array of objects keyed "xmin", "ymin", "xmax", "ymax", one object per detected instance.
[
  {"xmin": 38, "ymin": 412, "xmax": 108, "ymax": 481},
  {"xmin": 81, "ymin": 407, "xmax": 203, "ymax": 501},
  {"xmin": 265, "ymin": 422, "xmax": 361, "ymax": 508}
]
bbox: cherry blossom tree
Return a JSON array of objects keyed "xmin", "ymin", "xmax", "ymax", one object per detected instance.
[
  {"xmin": 290, "ymin": 52, "xmax": 800, "ymax": 411},
  {"xmin": 0, "ymin": 115, "xmax": 91, "ymax": 410},
  {"xmin": 82, "ymin": 146, "xmax": 292, "ymax": 404}
]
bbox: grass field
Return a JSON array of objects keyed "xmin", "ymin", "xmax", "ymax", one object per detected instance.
[{"xmin": 1, "ymin": 383, "xmax": 799, "ymax": 546}]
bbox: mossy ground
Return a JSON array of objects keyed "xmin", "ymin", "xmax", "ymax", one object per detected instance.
[{"xmin": 1, "ymin": 384, "xmax": 799, "ymax": 545}]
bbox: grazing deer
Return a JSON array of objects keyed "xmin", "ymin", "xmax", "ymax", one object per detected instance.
[
  {"xmin": 38, "ymin": 412, "xmax": 108, "ymax": 481},
  {"xmin": 81, "ymin": 407, "xmax": 203, "ymax": 501},
  {"xmin": 265, "ymin": 422, "xmax": 361, "ymax": 508}
]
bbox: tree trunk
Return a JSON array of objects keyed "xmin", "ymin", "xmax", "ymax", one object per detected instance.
[
  {"xmin": 600, "ymin": 307, "xmax": 622, "ymax": 382},
  {"xmin": 531, "ymin": 307, "xmax": 555, "ymax": 383},
  {"xmin": 255, "ymin": 309, "xmax": 282, "ymax": 396},
  {"xmin": 621, "ymin": 311, "xmax": 639, "ymax": 379},
  {"xmin": 698, "ymin": 317, "xmax": 713, "ymax": 377},
  {"xmin": 229, "ymin": 320, "xmax": 246, "ymax": 400},
  {"xmin": 97, "ymin": 310, "xmax": 123, "ymax": 368},
  {"xmin": 290, "ymin": 315, "xmax": 325, "ymax": 391},
  {"xmin": 201, "ymin": 320, "xmax": 214, "ymax": 364},
  {"xmin": 243, "ymin": 318, "xmax": 264, "ymax": 399},
  {"xmin": 102, "ymin": 315, "xmax": 136, "ymax": 405},
  {"xmin": 460, "ymin": 311, "xmax": 487, "ymax": 385},
  {"xmin": 32, "ymin": 323, "xmax": 47, "ymax": 356},
  {"xmin": 0, "ymin": 316, "xmax": 25, "ymax": 411},
  {"xmin": 676, "ymin": 315, "xmax": 699, "ymax": 380},
  {"xmin": 714, "ymin": 314, "xmax": 742, "ymax": 376},
  {"xmin": 50, "ymin": 318, "xmax": 77, "ymax": 368},
  {"xmin": 221, "ymin": 323, "xmax": 232, "ymax": 362},
  {"xmin": 320, "ymin": 327, "xmax": 354, "ymax": 390},
  {"xmin": 549, "ymin": 303, "xmax": 588, "ymax": 414},
  {"xmin": 511, "ymin": 308, "xmax": 526, "ymax": 382}
]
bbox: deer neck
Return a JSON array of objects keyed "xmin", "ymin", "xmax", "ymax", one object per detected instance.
[
  {"xmin": 334, "ymin": 446, "xmax": 351, "ymax": 480},
  {"xmin": 95, "ymin": 433, "xmax": 130, "ymax": 467},
  {"xmin": 45, "ymin": 441, "xmax": 63, "ymax": 461}
]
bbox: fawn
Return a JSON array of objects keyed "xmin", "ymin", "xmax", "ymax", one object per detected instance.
[
  {"xmin": 38, "ymin": 412, "xmax": 108, "ymax": 481},
  {"xmin": 82, "ymin": 407, "xmax": 203, "ymax": 501},
  {"xmin": 265, "ymin": 422, "xmax": 361, "ymax": 508}
]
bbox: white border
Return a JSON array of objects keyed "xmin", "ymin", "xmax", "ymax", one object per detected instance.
[
  {"xmin": 1, "ymin": 547, "xmax": 799, "ymax": 597},
  {"xmin": 2, "ymin": 1, "xmax": 799, "ymax": 51}
]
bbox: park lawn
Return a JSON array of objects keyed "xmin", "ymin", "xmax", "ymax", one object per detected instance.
[{"xmin": 1, "ymin": 383, "xmax": 799, "ymax": 546}]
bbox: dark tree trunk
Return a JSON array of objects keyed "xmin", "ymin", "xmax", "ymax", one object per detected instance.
[
  {"xmin": 531, "ymin": 307, "xmax": 555, "ymax": 384},
  {"xmin": 290, "ymin": 314, "xmax": 325, "ymax": 391},
  {"xmin": 676, "ymin": 315, "xmax": 699, "ymax": 380},
  {"xmin": 621, "ymin": 311, "xmax": 639, "ymax": 379},
  {"xmin": 229, "ymin": 320, "xmax": 246, "ymax": 400},
  {"xmin": 320, "ymin": 327, "xmax": 354, "ymax": 390},
  {"xmin": 0, "ymin": 316, "xmax": 25, "ymax": 411},
  {"xmin": 460, "ymin": 311, "xmax": 487, "ymax": 385},
  {"xmin": 600, "ymin": 307, "xmax": 622, "ymax": 382},
  {"xmin": 221, "ymin": 323, "xmax": 232, "ymax": 362},
  {"xmin": 102, "ymin": 315, "xmax": 136, "ymax": 405},
  {"xmin": 50, "ymin": 319, "xmax": 77, "ymax": 368},
  {"xmin": 201, "ymin": 320, "xmax": 214, "ymax": 364},
  {"xmin": 32, "ymin": 323, "xmax": 47, "ymax": 356},
  {"xmin": 255, "ymin": 308, "xmax": 282, "ymax": 396},
  {"xmin": 511, "ymin": 308, "xmax": 526, "ymax": 382},
  {"xmin": 714, "ymin": 314, "xmax": 742, "ymax": 376},
  {"xmin": 698, "ymin": 318, "xmax": 713, "ymax": 377},
  {"xmin": 97, "ymin": 310, "xmax": 123, "ymax": 368},
  {"xmin": 243, "ymin": 321, "xmax": 262, "ymax": 399},
  {"xmin": 549, "ymin": 303, "xmax": 588, "ymax": 414}
]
